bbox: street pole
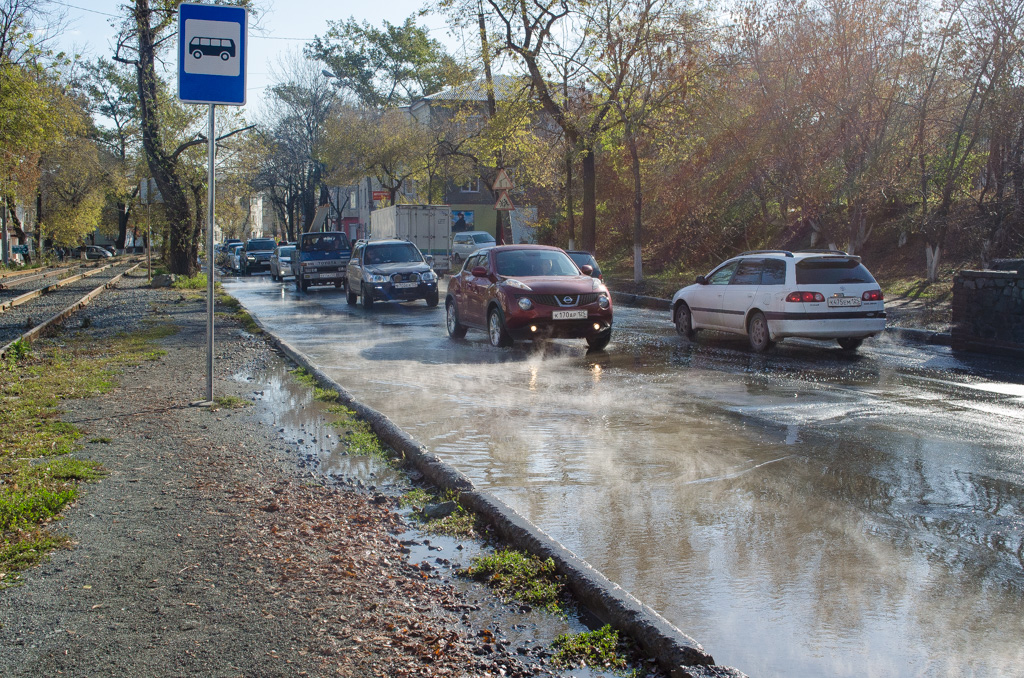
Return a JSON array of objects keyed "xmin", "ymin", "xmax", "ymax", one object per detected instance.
[
  {"xmin": 146, "ymin": 200, "xmax": 152, "ymax": 281},
  {"xmin": 205, "ymin": 104, "xmax": 216, "ymax": 404}
]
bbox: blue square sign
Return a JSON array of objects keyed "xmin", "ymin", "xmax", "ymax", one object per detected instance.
[{"xmin": 178, "ymin": 3, "xmax": 247, "ymax": 105}]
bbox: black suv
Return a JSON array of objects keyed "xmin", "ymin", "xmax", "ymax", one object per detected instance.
[
  {"xmin": 346, "ymin": 239, "xmax": 439, "ymax": 309},
  {"xmin": 240, "ymin": 238, "xmax": 277, "ymax": 275}
]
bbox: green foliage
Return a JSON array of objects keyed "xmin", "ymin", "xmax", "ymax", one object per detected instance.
[
  {"xmin": 212, "ymin": 395, "xmax": 250, "ymax": 410},
  {"xmin": 550, "ymin": 625, "xmax": 628, "ymax": 671},
  {"xmin": 0, "ymin": 533, "xmax": 69, "ymax": 588},
  {"xmin": 3, "ymin": 339, "xmax": 31, "ymax": 370},
  {"xmin": 313, "ymin": 387, "xmax": 339, "ymax": 402},
  {"xmin": 328, "ymin": 405, "xmax": 388, "ymax": 460},
  {"xmin": 172, "ymin": 272, "xmax": 208, "ymax": 289},
  {"xmin": 461, "ymin": 549, "xmax": 564, "ymax": 613},
  {"xmin": 291, "ymin": 367, "xmax": 318, "ymax": 387}
]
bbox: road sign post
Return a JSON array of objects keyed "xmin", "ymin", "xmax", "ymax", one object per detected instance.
[{"xmin": 178, "ymin": 3, "xmax": 247, "ymax": 405}]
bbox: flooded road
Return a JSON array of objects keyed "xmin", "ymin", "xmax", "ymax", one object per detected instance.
[{"xmin": 224, "ymin": 276, "xmax": 1024, "ymax": 678}]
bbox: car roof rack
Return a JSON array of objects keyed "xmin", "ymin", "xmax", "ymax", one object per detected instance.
[
  {"xmin": 794, "ymin": 248, "xmax": 849, "ymax": 255},
  {"xmin": 739, "ymin": 249, "xmax": 794, "ymax": 257}
]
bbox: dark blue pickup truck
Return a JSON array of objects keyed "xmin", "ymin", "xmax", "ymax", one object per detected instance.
[{"xmin": 294, "ymin": 231, "xmax": 351, "ymax": 292}]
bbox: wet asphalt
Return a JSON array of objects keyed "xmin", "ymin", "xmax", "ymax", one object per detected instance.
[{"xmin": 223, "ymin": 274, "xmax": 1024, "ymax": 678}]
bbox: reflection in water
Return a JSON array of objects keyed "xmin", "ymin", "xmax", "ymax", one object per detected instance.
[{"xmin": 226, "ymin": 282, "xmax": 1024, "ymax": 678}]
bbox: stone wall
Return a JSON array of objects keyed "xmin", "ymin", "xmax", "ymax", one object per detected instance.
[{"xmin": 951, "ymin": 268, "xmax": 1024, "ymax": 357}]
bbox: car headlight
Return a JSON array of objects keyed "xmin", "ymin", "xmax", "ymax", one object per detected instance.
[
  {"xmin": 368, "ymin": 274, "xmax": 388, "ymax": 283},
  {"xmin": 246, "ymin": 255, "xmax": 255, "ymax": 261},
  {"xmin": 518, "ymin": 297, "xmax": 533, "ymax": 311},
  {"xmin": 421, "ymin": 271, "xmax": 438, "ymax": 282},
  {"xmin": 592, "ymin": 277, "xmax": 606, "ymax": 291},
  {"xmin": 598, "ymin": 294, "xmax": 610, "ymax": 309},
  {"xmin": 504, "ymin": 278, "xmax": 532, "ymax": 291}
]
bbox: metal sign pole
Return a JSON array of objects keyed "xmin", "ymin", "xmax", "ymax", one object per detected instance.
[{"xmin": 206, "ymin": 103, "xmax": 216, "ymax": 404}]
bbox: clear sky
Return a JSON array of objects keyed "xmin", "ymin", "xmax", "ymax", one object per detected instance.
[{"xmin": 54, "ymin": 0, "xmax": 464, "ymax": 117}]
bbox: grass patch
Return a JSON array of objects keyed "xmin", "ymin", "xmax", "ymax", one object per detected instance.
[
  {"xmin": 234, "ymin": 309, "xmax": 261, "ymax": 334},
  {"xmin": 171, "ymin": 272, "xmax": 208, "ymax": 290},
  {"xmin": 327, "ymin": 404, "xmax": 389, "ymax": 460},
  {"xmin": 1, "ymin": 321, "xmax": 172, "ymax": 584},
  {"xmin": 313, "ymin": 386, "xmax": 339, "ymax": 402},
  {"xmin": 461, "ymin": 549, "xmax": 564, "ymax": 614},
  {"xmin": 550, "ymin": 625, "xmax": 630, "ymax": 671},
  {"xmin": 211, "ymin": 395, "xmax": 250, "ymax": 410},
  {"xmin": 400, "ymin": 488, "xmax": 482, "ymax": 538},
  {"xmin": 290, "ymin": 367, "xmax": 318, "ymax": 387},
  {"xmin": 217, "ymin": 292, "xmax": 240, "ymax": 310}
]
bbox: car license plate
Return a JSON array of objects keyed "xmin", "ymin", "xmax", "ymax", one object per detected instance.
[
  {"xmin": 394, "ymin": 281, "xmax": 418, "ymax": 289},
  {"xmin": 827, "ymin": 296, "xmax": 861, "ymax": 307},
  {"xmin": 317, "ymin": 273, "xmax": 336, "ymax": 279},
  {"xmin": 552, "ymin": 309, "xmax": 588, "ymax": 320}
]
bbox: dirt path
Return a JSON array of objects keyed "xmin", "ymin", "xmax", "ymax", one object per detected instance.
[{"xmin": 0, "ymin": 277, "xmax": 557, "ymax": 677}]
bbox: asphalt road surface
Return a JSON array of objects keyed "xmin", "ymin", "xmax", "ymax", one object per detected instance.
[{"xmin": 224, "ymin": 275, "xmax": 1024, "ymax": 678}]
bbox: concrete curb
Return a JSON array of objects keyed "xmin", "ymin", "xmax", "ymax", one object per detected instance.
[
  {"xmin": 260, "ymin": 328, "xmax": 735, "ymax": 678},
  {"xmin": 611, "ymin": 291, "xmax": 953, "ymax": 346}
]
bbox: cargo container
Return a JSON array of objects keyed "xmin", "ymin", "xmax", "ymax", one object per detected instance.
[{"xmin": 369, "ymin": 205, "xmax": 452, "ymax": 272}]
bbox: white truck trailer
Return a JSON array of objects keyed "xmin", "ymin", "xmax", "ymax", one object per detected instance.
[{"xmin": 368, "ymin": 205, "xmax": 452, "ymax": 272}]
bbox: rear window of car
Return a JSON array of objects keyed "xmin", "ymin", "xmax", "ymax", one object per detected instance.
[
  {"xmin": 795, "ymin": 258, "xmax": 877, "ymax": 285},
  {"xmin": 246, "ymin": 239, "xmax": 276, "ymax": 251}
]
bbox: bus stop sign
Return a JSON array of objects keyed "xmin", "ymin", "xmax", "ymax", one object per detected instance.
[{"xmin": 178, "ymin": 3, "xmax": 247, "ymax": 106}]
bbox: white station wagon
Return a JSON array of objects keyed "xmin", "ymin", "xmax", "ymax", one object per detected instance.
[{"xmin": 671, "ymin": 250, "xmax": 886, "ymax": 352}]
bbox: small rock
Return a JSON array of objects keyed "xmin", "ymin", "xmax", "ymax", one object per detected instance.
[{"xmin": 422, "ymin": 501, "xmax": 457, "ymax": 520}]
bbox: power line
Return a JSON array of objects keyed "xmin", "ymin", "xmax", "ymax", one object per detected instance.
[{"xmin": 51, "ymin": 0, "xmax": 120, "ymax": 17}]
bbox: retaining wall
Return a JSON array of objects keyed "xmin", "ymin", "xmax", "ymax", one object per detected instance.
[{"xmin": 951, "ymin": 267, "xmax": 1024, "ymax": 358}]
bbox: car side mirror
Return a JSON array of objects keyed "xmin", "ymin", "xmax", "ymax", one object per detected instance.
[
  {"xmin": 695, "ymin": 275, "xmax": 707, "ymax": 285},
  {"xmin": 424, "ymin": 255, "xmax": 434, "ymax": 267},
  {"xmin": 471, "ymin": 266, "xmax": 488, "ymax": 277},
  {"xmin": 580, "ymin": 264, "xmax": 594, "ymax": 276}
]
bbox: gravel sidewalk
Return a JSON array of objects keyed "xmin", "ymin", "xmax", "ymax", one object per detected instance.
[{"xmin": 0, "ymin": 272, "xmax": 599, "ymax": 678}]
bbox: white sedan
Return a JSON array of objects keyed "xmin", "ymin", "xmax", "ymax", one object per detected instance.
[{"xmin": 671, "ymin": 250, "xmax": 886, "ymax": 352}]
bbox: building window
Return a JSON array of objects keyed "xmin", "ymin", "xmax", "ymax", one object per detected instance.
[{"xmin": 460, "ymin": 178, "xmax": 479, "ymax": 193}]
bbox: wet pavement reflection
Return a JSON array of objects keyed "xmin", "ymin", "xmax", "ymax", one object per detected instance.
[{"xmin": 225, "ymin": 276, "xmax": 1024, "ymax": 677}]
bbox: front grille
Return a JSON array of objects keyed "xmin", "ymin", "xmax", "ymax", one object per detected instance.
[
  {"xmin": 527, "ymin": 293, "xmax": 600, "ymax": 307},
  {"xmin": 390, "ymin": 272, "xmax": 420, "ymax": 283}
]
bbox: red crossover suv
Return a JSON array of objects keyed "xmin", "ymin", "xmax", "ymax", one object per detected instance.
[{"xmin": 445, "ymin": 245, "xmax": 613, "ymax": 350}]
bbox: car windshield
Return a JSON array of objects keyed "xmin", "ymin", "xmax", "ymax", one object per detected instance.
[
  {"xmin": 364, "ymin": 243, "xmax": 422, "ymax": 264},
  {"xmin": 472, "ymin": 232, "xmax": 495, "ymax": 244},
  {"xmin": 246, "ymin": 239, "xmax": 276, "ymax": 252},
  {"xmin": 796, "ymin": 259, "xmax": 877, "ymax": 285},
  {"xmin": 495, "ymin": 249, "xmax": 579, "ymax": 277},
  {"xmin": 302, "ymin": 233, "xmax": 346, "ymax": 251}
]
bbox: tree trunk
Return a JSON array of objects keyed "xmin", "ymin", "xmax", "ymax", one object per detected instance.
[
  {"xmin": 580, "ymin": 148, "xmax": 596, "ymax": 253},
  {"xmin": 925, "ymin": 242, "xmax": 941, "ymax": 282},
  {"xmin": 565, "ymin": 153, "xmax": 575, "ymax": 250},
  {"xmin": 116, "ymin": 201, "xmax": 130, "ymax": 249},
  {"xmin": 132, "ymin": 0, "xmax": 199, "ymax": 276},
  {"xmin": 626, "ymin": 124, "xmax": 643, "ymax": 285}
]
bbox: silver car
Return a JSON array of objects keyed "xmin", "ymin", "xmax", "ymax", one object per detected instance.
[
  {"xmin": 270, "ymin": 245, "xmax": 295, "ymax": 281},
  {"xmin": 451, "ymin": 231, "xmax": 495, "ymax": 267}
]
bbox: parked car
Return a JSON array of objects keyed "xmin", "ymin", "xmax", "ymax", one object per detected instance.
[
  {"xmin": 445, "ymin": 244, "xmax": 613, "ymax": 350},
  {"xmin": 239, "ymin": 238, "xmax": 277, "ymax": 275},
  {"xmin": 566, "ymin": 251, "xmax": 603, "ymax": 280},
  {"xmin": 451, "ymin": 231, "xmax": 496, "ymax": 266},
  {"xmin": 671, "ymin": 249, "xmax": 886, "ymax": 353},
  {"xmin": 71, "ymin": 245, "xmax": 113, "ymax": 260},
  {"xmin": 269, "ymin": 245, "xmax": 296, "ymax": 281},
  {"xmin": 227, "ymin": 243, "xmax": 244, "ymax": 273},
  {"xmin": 346, "ymin": 239, "xmax": 439, "ymax": 309}
]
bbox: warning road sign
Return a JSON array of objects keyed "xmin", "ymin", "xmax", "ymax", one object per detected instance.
[
  {"xmin": 494, "ymin": 191, "xmax": 515, "ymax": 211},
  {"xmin": 492, "ymin": 168, "xmax": 514, "ymax": 191}
]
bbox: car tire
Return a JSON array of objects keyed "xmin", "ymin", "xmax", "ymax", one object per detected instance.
[
  {"xmin": 586, "ymin": 329, "xmax": 612, "ymax": 351},
  {"xmin": 425, "ymin": 290, "xmax": 439, "ymax": 307},
  {"xmin": 748, "ymin": 311, "xmax": 773, "ymax": 353},
  {"xmin": 347, "ymin": 286, "xmax": 357, "ymax": 305},
  {"xmin": 487, "ymin": 307, "xmax": 513, "ymax": 348},
  {"xmin": 361, "ymin": 284, "xmax": 374, "ymax": 310},
  {"xmin": 674, "ymin": 303, "xmax": 697, "ymax": 340},
  {"xmin": 446, "ymin": 299, "xmax": 467, "ymax": 339},
  {"xmin": 300, "ymin": 278, "xmax": 309, "ymax": 292},
  {"xmin": 837, "ymin": 337, "xmax": 864, "ymax": 351},
  {"xmin": 334, "ymin": 281, "xmax": 343, "ymax": 289}
]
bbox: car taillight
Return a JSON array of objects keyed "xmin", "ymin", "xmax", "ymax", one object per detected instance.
[
  {"xmin": 862, "ymin": 289, "xmax": 884, "ymax": 301},
  {"xmin": 785, "ymin": 291, "xmax": 825, "ymax": 302}
]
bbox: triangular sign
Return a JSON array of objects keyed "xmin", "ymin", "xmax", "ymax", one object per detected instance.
[
  {"xmin": 492, "ymin": 168, "xmax": 514, "ymax": 191},
  {"xmin": 494, "ymin": 191, "xmax": 515, "ymax": 211}
]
